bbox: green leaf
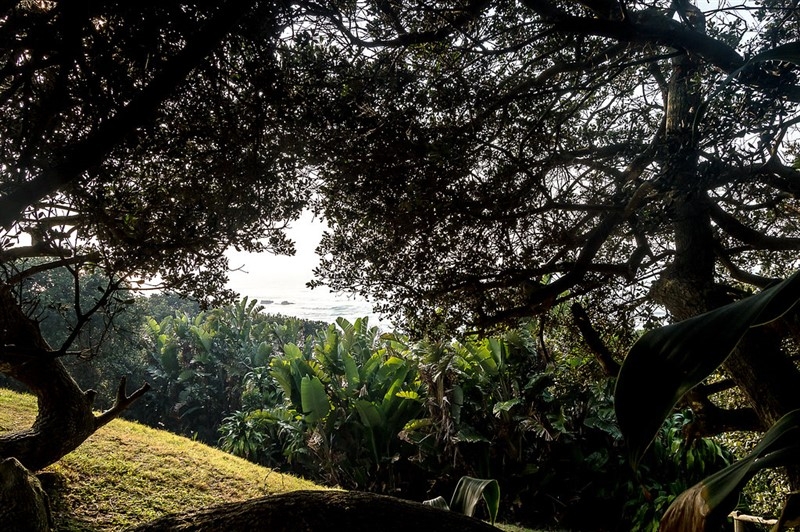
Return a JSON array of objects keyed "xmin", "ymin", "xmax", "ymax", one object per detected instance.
[
  {"xmin": 283, "ymin": 343, "xmax": 304, "ymax": 360},
  {"xmin": 615, "ymin": 271, "xmax": 800, "ymax": 468},
  {"xmin": 300, "ymin": 375, "xmax": 330, "ymax": 423},
  {"xmin": 660, "ymin": 409, "xmax": 800, "ymax": 531},
  {"xmin": 354, "ymin": 399, "xmax": 384, "ymax": 429},
  {"xmin": 335, "ymin": 316, "xmax": 353, "ymax": 334},
  {"xmin": 191, "ymin": 326, "xmax": 214, "ymax": 354},
  {"xmin": 422, "ymin": 496, "xmax": 450, "ymax": 511},
  {"xmin": 254, "ymin": 341, "xmax": 272, "ymax": 367},
  {"xmin": 177, "ymin": 369, "xmax": 195, "ymax": 382},
  {"xmin": 493, "ymin": 398, "xmax": 521, "ymax": 416},
  {"xmin": 342, "ymin": 351, "xmax": 360, "ymax": 389},
  {"xmin": 449, "ymin": 476, "xmax": 501, "ymax": 525},
  {"xmin": 158, "ymin": 344, "xmax": 180, "ymax": 376},
  {"xmin": 269, "ymin": 359, "xmax": 293, "ymax": 399},
  {"xmin": 455, "ymin": 426, "xmax": 490, "ymax": 444},
  {"xmin": 396, "ymin": 390, "xmax": 420, "ymax": 401},
  {"xmin": 487, "ymin": 338, "xmax": 506, "ymax": 368}
]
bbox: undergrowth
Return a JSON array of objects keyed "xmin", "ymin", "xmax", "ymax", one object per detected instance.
[{"xmin": 0, "ymin": 388, "xmax": 323, "ymax": 530}]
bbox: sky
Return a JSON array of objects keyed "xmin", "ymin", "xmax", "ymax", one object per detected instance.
[
  {"xmin": 224, "ymin": 211, "xmax": 327, "ymax": 297},
  {"xmin": 225, "ymin": 212, "xmax": 385, "ymax": 326}
]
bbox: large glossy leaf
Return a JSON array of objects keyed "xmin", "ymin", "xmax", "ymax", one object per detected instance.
[
  {"xmin": 254, "ymin": 341, "xmax": 272, "ymax": 367},
  {"xmin": 342, "ymin": 351, "xmax": 360, "ymax": 389},
  {"xmin": 660, "ymin": 409, "xmax": 800, "ymax": 532},
  {"xmin": 283, "ymin": 342, "xmax": 304, "ymax": 360},
  {"xmin": 464, "ymin": 340, "xmax": 500, "ymax": 375},
  {"xmin": 300, "ymin": 375, "xmax": 331, "ymax": 423},
  {"xmin": 449, "ymin": 476, "xmax": 500, "ymax": 525},
  {"xmin": 355, "ymin": 399, "xmax": 384, "ymax": 428},
  {"xmin": 190, "ymin": 326, "xmax": 214, "ymax": 354},
  {"xmin": 615, "ymin": 271, "xmax": 800, "ymax": 468}
]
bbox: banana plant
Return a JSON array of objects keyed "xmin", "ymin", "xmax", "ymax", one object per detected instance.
[
  {"xmin": 614, "ymin": 271, "xmax": 800, "ymax": 530},
  {"xmin": 267, "ymin": 317, "xmax": 423, "ymax": 484}
]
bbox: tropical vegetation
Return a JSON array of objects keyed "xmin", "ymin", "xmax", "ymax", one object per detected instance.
[
  {"xmin": 2, "ymin": 0, "xmax": 800, "ymax": 530},
  {"xmin": 616, "ymin": 271, "xmax": 800, "ymax": 530},
  {"xmin": 7, "ymin": 274, "xmax": 742, "ymax": 529}
]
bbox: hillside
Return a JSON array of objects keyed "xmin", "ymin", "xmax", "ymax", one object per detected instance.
[{"xmin": 0, "ymin": 388, "xmax": 324, "ymax": 531}]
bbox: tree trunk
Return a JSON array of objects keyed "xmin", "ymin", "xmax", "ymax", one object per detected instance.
[
  {"xmin": 653, "ymin": 40, "xmax": 800, "ymax": 441},
  {"xmin": 129, "ymin": 490, "xmax": 499, "ymax": 532},
  {"xmin": 0, "ymin": 286, "xmax": 148, "ymax": 471}
]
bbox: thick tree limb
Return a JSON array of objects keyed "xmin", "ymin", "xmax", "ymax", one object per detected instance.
[
  {"xmin": 520, "ymin": 0, "xmax": 800, "ymax": 101},
  {"xmin": 570, "ymin": 302, "xmax": 621, "ymax": 376},
  {"xmin": 0, "ymin": 286, "xmax": 148, "ymax": 470},
  {"xmin": 709, "ymin": 202, "xmax": 800, "ymax": 251},
  {"xmin": 713, "ymin": 243, "xmax": 778, "ymax": 288},
  {"xmin": 3, "ymin": 253, "xmax": 101, "ymax": 285},
  {"xmin": 131, "ymin": 490, "xmax": 497, "ymax": 532},
  {"xmin": 94, "ymin": 377, "xmax": 150, "ymax": 429},
  {"xmin": 683, "ymin": 389, "xmax": 764, "ymax": 436},
  {"xmin": 0, "ymin": 353, "xmax": 149, "ymax": 470},
  {"xmin": 696, "ymin": 379, "xmax": 737, "ymax": 396},
  {"xmin": 0, "ymin": 244, "xmax": 72, "ymax": 261}
]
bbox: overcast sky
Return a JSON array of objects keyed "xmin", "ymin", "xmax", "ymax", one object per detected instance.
[{"xmin": 225, "ymin": 211, "xmax": 327, "ymax": 297}]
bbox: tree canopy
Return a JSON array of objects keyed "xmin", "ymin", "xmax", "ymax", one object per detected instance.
[
  {"xmin": 284, "ymin": 0, "xmax": 800, "ymax": 440},
  {"xmin": 3, "ymin": 0, "xmax": 800, "ymax": 519},
  {"xmin": 0, "ymin": 1, "xmax": 311, "ymax": 472},
  {"xmin": 0, "ymin": 1, "xmax": 309, "ymax": 302},
  {"xmin": 302, "ymin": 0, "xmax": 800, "ymax": 332}
]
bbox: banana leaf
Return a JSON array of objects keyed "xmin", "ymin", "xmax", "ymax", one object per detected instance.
[
  {"xmin": 300, "ymin": 375, "xmax": 331, "ymax": 423},
  {"xmin": 660, "ymin": 409, "xmax": 800, "ymax": 532},
  {"xmin": 450, "ymin": 476, "xmax": 500, "ymax": 525},
  {"xmin": 615, "ymin": 271, "xmax": 800, "ymax": 468}
]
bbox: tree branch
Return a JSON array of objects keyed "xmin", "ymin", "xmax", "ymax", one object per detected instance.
[
  {"xmin": 301, "ymin": 0, "xmax": 491, "ymax": 48},
  {"xmin": 520, "ymin": 0, "xmax": 800, "ymax": 100},
  {"xmin": 570, "ymin": 302, "xmax": 621, "ymax": 376},
  {"xmin": 4, "ymin": 253, "xmax": 101, "ymax": 285},
  {"xmin": 683, "ymin": 389, "xmax": 764, "ymax": 436},
  {"xmin": 93, "ymin": 376, "xmax": 150, "ymax": 429},
  {"xmin": 475, "ymin": 129, "xmax": 660, "ymax": 327},
  {"xmin": 0, "ymin": 243, "xmax": 73, "ymax": 261},
  {"xmin": 709, "ymin": 202, "xmax": 800, "ymax": 251},
  {"xmin": 713, "ymin": 242, "xmax": 779, "ymax": 288},
  {"xmin": 0, "ymin": 0, "xmax": 258, "ymax": 229}
]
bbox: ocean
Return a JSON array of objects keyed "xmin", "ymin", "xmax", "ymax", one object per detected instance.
[{"xmin": 239, "ymin": 287, "xmax": 389, "ymax": 329}]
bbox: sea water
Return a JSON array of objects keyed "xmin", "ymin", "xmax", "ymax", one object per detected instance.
[{"xmin": 238, "ymin": 287, "xmax": 389, "ymax": 329}]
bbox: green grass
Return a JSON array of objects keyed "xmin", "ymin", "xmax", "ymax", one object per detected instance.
[
  {"xmin": 0, "ymin": 388, "xmax": 323, "ymax": 530},
  {"xmin": 0, "ymin": 388, "xmax": 547, "ymax": 531}
]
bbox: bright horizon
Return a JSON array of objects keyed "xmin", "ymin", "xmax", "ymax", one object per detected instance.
[{"xmin": 225, "ymin": 211, "xmax": 328, "ymax": 297}]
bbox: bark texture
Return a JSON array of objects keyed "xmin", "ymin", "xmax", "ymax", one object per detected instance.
[
  {"xmin": 0, "ymin": 287, "xmax": 149, "ymax": 471},
  {"xmin": 129, "ymin": 490, "xmax": 499, "ymax": 532},
  {"xmin": 652, "ymin": 22, "xmax": 800, "ymax": 442}
]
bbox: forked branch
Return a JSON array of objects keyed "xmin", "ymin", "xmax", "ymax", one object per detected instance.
[{"xmin": 94, "ymin": 376, "xmax": 151, "ymax": 429}]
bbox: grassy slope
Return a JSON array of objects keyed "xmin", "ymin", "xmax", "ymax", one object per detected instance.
[
  {"xmin": 0, "ymin": 388, "xmax": 323, "ymax": 531},
  {"xmin": 0, "ymin": 388, "xmax": 546, "ymax": 532}
]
